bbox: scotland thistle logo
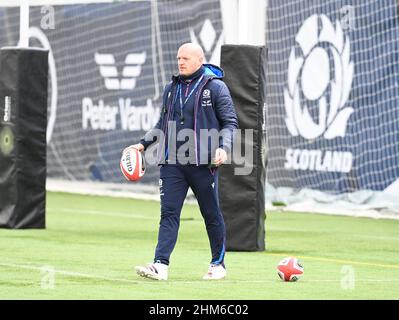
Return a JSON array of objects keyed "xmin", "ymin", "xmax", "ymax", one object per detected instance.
[{"xmin": 284, "ymin": 14, "xmax": 354, "ymax": 140}]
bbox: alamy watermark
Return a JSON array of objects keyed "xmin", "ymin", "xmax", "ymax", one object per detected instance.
[
  {"xmin": 40, "ymin": 265, "xmax": 55, "ymax": 289},
  {"xmin": 142, "ymin": 124, "xmax": 260, "ymax": 176},
  {"xmin": 41, "ymin": 6, "xmax": 55, "ymax": 30},
  {"xmin": 340, "ymin": 5, "xmax": 355, "ymax": 31},
  {"xmin": 340, "ymin": 265, "xmax": 355, "ymax": 290}
]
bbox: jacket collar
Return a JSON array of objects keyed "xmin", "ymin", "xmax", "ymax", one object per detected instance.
[{"xmin": 173, "ymin": 65, "xmax": 205, "ymax": 83}]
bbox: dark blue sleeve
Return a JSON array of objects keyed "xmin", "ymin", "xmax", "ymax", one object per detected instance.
[
  {"xmin": 213, "ymin": 81, "xmax": 238, "ymax": 153},
  {"xmin": 139, "ymin": 115, "xmax": 162, "ymax": 150}
]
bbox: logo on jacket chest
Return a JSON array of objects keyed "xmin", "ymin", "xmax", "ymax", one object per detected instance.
[{"xmin": 201, "ymin": 89, "xmax": 212, "ymax": 107}]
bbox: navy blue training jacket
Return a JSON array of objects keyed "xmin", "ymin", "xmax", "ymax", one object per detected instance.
[{"xmin": 140, "ymin": 64, "xmax": 238, "ymax": 165}]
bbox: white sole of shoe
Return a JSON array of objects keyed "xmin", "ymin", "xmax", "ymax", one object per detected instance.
[
  {"xmin": 202, "ymin": 275, "xmax": 226, "ymax": 280},
  {"xmin": 135, "ymin": 266, "xmax": 166, "ymax": 281}
]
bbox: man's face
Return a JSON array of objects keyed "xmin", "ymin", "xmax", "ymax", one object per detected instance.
[{"xmin": 177, "ymin": 47, "xmax": 202, "ymax": 76}]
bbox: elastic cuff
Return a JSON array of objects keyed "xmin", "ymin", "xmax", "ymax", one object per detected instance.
[{"xmin": 154, "ymin": 259, "xmax": 169, "ymax": 266}]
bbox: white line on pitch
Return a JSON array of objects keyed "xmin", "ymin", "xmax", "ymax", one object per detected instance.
[
  {"xmin": 1, "ymin": 262, "xmax": 399, "ymax": 285},
  {"xmin": 47, "ymin": 207, "xmax": 158, "ymax": 220},
  {"xmin": 268, "ymin": 227, "xmax": 399, "ymax": 241},
  {"xmin": 353, "ymin": 235, "xmax": 399, "ymax": 241},
  {"xmin": 0, "ymin": 262, "xmax": 140, "ymax": 284},
  {"xmin": 46, "ymin": 207, "xmax": 201, "ymax": 222}
]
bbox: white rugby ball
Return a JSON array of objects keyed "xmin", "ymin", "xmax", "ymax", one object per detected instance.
[{"xmin": 120, "ymin": 146, "xmax": 145, "ymax": 181}]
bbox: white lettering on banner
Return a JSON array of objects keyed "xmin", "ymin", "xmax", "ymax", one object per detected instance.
[
  {"xmin": 82, "ymin": 97, "xmax": 159, "ymax": 132},
  {"xmin": 82, "ymin": 98, "xmax": 118, "ymax": 131},
  {"xmin": 284, "ymin": 148, "xmax": 352, "ymax": 173},
  {"xmin": 4, "ymin": 96, "xmax": 11, "ymax": 122},
  {"xmin": 119, "ymin": 98, "xmax": 158, "ymax": 131}
]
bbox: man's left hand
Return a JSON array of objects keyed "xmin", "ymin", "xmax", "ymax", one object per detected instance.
[{"xmin": 214, "ymin": 148, "xmax": 227, "ymax": 166}]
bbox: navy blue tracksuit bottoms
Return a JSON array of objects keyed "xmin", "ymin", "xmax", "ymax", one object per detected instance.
[{"xmin": 154, "ymin": 164, "xmax": 226, "ymax": 266}]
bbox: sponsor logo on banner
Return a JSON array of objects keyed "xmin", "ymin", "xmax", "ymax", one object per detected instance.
[
  {"xmin": 3, "ymin": 96, "xmax": 11, "ymax": 122},
  {"xmin": 190, "ymin": 19, "xmax": 224, "ymax": 65},
  {"xmin": 283, "ymin": 14, "xmax": 354, "ymax": 173},
  {"xmin": 0, "ymin": 126, "xmax": 14, "ymax": 156},
  {"xmin": 1, "ymin": 96, "xmax": 14, "ymax": 155},
  {"xmin": 82, "ymin": 51, "xmax": 160, "ymax": 132},
  {"xmin": 95, "ymin": 52, "xmax": 146, "ymax": 90}
]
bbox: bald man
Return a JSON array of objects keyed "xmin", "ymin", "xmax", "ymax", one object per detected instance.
[
  {"xmin": 177, "ymin": 42, "xmax": 204, "ymax": 76},
  {"xmin": 133, "ymin": 43, "xmax": 238, "ymax": 280}
]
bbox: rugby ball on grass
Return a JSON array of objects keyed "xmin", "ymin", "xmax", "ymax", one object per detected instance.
[{"xmin": 277, "ymin": 256, "xmax": 304, "ymax": 282}]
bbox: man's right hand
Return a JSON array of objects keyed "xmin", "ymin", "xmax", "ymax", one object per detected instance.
[{"xmin": 126, "ymin": 143, "xmax": 144, "ymax": 152}]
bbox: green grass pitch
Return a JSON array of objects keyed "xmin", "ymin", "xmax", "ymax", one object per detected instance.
[{"xmin": 0, "ymin": 191, "xmax": 398, "ymax": 299}]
